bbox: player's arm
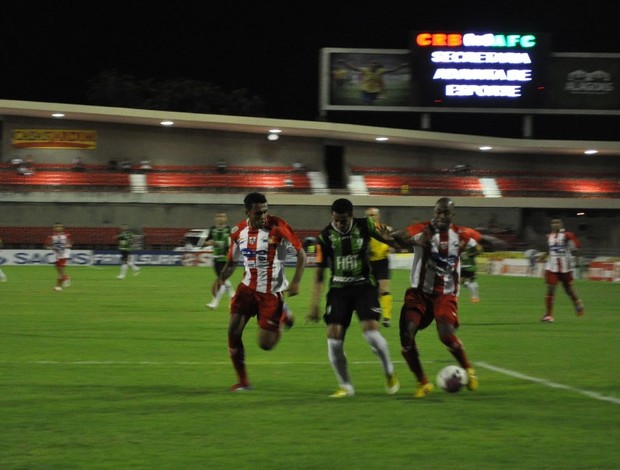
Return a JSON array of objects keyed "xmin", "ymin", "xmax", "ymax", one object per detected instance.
[
  {"xmin": 306, "ymin": 242, "xmax": 326, "ymax": 323},
  {"xmin": 307, "ymin": 265, "xmax": 325, "ymax": 324},
  {"xmin": 468, "ymin": 243, "xmax": 483, "ymax": 257},
  {"xmin": 287, "ymin": 247, "xmax": 306, "ymax": 297},
  {"xmin": 367, "ymin": 217, "xmax": 399, "ymax": 249},
  {"xmin": 567, "ymin": 233, "xmax": 582, "ymax": 257},
  {"xmin": 391, "ymin": 223, "xmax": 433, "ymax": 248}
]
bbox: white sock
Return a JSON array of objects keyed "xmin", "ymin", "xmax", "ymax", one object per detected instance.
[
  {"xmin": 363, "ymin": 329, "xmax": 394, "ymax": 376},
  {"xmin": 469, "ymin": 281, "xmax": 479, "ymax": 298},
  {"xmin": 119, "ymin": 264, "xmax": 128, "ymax": 277},
  {"xmin": 213, "ymin": 284, "xmax": 227, "ymax": 303},
  {"xmin": 327, "ymin": 338, "xmax": 351, "ymax": 387},
  {"xmin": 130, "ymin": 262, "xmax": 139, "ymax": 272}
]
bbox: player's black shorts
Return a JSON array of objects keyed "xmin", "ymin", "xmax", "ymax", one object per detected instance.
[
  {"xmin": 323, "ymin": 283, "xmax": 381, "ymax": 328},
  {"xmin": 461, "ymin": 269, "xmax": 476, "ymax": 280},
  {"xmin": 120, "ymin": 250, "xmax": 130, "ymax": 262},
  {"xmin": 213, "ymin": 260, "xmax": 227, "ymax": 276},
  {"xmin": 370, "ymin": 258, "xmax": 390, "ymax": 281}
]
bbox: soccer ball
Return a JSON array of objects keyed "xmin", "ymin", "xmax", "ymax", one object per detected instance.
[{"xmin": 436, "ymin": 365, "xmax": 468, "ymax": 393}]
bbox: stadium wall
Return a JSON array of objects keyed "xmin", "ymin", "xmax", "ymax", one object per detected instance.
[{"xmin": 1, "ymin": 109, "xmax": 620, "ymax": 255}]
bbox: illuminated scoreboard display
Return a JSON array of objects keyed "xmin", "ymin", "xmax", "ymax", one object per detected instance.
[{"xmin": 410, "ymin": 31, "xmax": 549, "ymax": 108}]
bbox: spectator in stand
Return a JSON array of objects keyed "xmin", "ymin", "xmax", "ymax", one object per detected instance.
[
  {"xmin": 72, "ymin": 156, "xmax": 85, "ymax": 171},
  {"xmin": 538, "ymin": 217, "xmax": 585, "ymax": 323},
  {"xmin": 45, "ymin": 223, "xmax": 72, "ymax": 291},
  {"xmin": 139, "ymin": 160, "xmax": 153, "ymax": 172},
  {"xmin": 216, "ymin": 160, "xmax": 228, "ymax": 174}
]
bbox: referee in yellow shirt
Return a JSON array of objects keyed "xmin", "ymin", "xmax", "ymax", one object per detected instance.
[{"xmin": 365, "ymin": 207, "xmax": 393, "ymax": 327}]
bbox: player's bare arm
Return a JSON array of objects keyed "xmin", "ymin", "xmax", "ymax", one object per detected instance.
[
  {"xmin": 306, "ymin": 266, "xmax": 325, "ymax": 323},
  {"xmin": 287, "ymin": 249, "xmax": 307, "ymax": 297}
]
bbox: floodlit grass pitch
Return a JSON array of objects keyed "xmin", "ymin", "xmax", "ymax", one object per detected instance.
[{"xmin": 1, "ymin": 266, "xmax": 618, "ymax": 469}]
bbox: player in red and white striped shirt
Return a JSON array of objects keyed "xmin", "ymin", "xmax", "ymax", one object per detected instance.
[
  {"xmin": 539, "ymin": 217, "xmax": 584, "ymax": 323},
  {"xmin": 392, "ymin": 197, "xmax": 479, "ymax": 398},
  {"xmin": 211, "ymin": 192, "xmax": 306, "ymax": 392},
  {"xmin": 44, "ymin": 222, "xmax": 72, "ymax": 291}
]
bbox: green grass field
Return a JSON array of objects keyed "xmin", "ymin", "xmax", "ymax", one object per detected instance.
[{"xmin": 1, "ymin": 266, "xmax": 619, "ymax": 469}]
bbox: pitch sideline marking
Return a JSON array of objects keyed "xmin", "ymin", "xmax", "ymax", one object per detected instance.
[
  {"xmin": 3, "ymin": 359, "xmax": 618, "ymax": 405},
  {"xmin": 475, "ymin": 361, "xmax": 620, "ymax": 405}
]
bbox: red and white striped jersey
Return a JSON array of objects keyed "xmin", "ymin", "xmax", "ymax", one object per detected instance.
[
  {"xmin": 228, "ymin": 215, "xmax": 303, "ymax": 294},
  {"xmin": 405, "ymin": 221, "xmax": 479, "ymax": 296},
  {"xmin": 45, "ymin": 231, "xmax": 72, "ymax": 261},
  {"xmin": 545, "ymin": 229, "xmax": 580, "ymax": 273}
]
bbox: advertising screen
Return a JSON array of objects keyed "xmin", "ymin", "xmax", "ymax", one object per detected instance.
[
  {"xmin": 319, "ymin": 48, "xmax": 415, "ymax": 112},
  {"xmin": 409, "ymin": 31, "xmax": 550, "ymax": 109}
]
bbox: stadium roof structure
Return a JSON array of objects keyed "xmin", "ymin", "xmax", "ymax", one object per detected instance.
[{"xmin": 1, "ymin": 99, "xmax": 620, "ymax": 158}]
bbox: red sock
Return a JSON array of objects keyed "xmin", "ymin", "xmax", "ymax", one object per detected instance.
[
  {"xmin": 545, "ymin": 295, "xmax": 554, "ymax": 316},
  {"xmin": 228, "ymin": 336, "xmax": 249, "ymax": 386},
  {"xmin": 401, "ymin": 345, "xmax": 428, "ymax": 384},
  {"xmin": 442, "ymin": 333, "xmax": 471, "ymax": 369}
]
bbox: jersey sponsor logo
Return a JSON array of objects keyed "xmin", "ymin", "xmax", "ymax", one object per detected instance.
[{"xmin": 335, "ymin": 254, "xmax": 359, "ymax": 271}]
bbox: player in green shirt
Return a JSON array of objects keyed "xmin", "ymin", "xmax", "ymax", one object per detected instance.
[
  {"xmin": 307, "ymin": 198, "xmax": 399, "ymax": 398},
  {"xmin": 116, "ymin": 224, "xmax": 140, "ymax": 279},
  {"xmin": 206, "ymin": 212, "xmax": 234, "ymax": 309}
]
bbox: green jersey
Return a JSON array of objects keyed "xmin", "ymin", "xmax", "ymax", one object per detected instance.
[
  {"xmin": 316, "ymin": 217, "xmax": 379, "ymax": 288},
  {"xmin": 118, "ymin": 230, "xmax": 133, "ymax": 251},
  {"xmin": 460, "ymin": 248, "xmax": 478, "ymax": 273},
  {"xmin": 207, "ymin": 225, "xmax": 231, "ymax": 262}
]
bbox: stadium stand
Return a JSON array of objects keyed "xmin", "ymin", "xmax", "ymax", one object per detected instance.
[
  {"xmin": 145, "ymin": 166, "xmax": 311, "ymax": 192},
  {"xmin": 350, "ymin": 166, "xmax": 620, "ymax": 199},
  {"xmin": 0, "ymin": 164, "xmax": 311, "ymax": 193},
  {"xmin": 0, "ymin": 169, "xmax": 130, "ymax": 191}
]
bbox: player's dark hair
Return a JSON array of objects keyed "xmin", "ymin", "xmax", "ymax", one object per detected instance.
[
  {"xmin": 435, "ymin": 197, "xmax": 454, "ymax": 209},
  {"xmin": 244, "ymin": 192, "xmax": 267, "ymax": 209},
  {"xmin": 331, "ymin": 198, "xmax": 353, "ymax": 215}
]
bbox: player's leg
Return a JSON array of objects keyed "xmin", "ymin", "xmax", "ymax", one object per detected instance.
[
  {"xmin": 378, "ymin": 278, "xmax": 393, "ymax": 327},
  {"xmin": 399, "ymin": 289, "xmax": 433, "ymax": 397},
  {"xmin": 357, "ymin": 286, "xmax": 399, "ymax": 394},
  {"xmin": 325, "ymin": 289, "xmax": 355, "ymax": 397},
  {"xmin": 207, "ymin": 262, "xmax": 228, "ymax": 309},
  {"xmin": 227, "ymin": 286, "xmax": 254, "ymax": 391},
  {"xmin": 435, "ymin": 295, "xmax": 478, "ymax": 391},
  {"xmin": 542, "ymin": 271, "xmax": 558, "ymax": 322},
  {"xmin": 562, "ymin": 276, "xmax": 584, "ymax": 316}
]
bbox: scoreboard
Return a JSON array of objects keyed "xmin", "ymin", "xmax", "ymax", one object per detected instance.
[{"xmin": 409, "ymin": 31, "xmax": 549, "ymax": 108}]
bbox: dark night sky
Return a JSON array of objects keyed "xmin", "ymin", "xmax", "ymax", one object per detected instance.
[{"xmin": 2, "ymin": 1, "xmax": 619, "ymax": 129}]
